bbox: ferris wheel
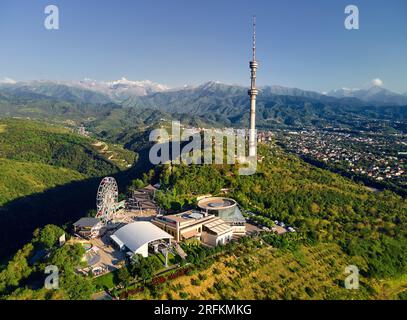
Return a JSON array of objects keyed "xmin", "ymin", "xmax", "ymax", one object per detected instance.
[{"xmin": 96, "ymin": 177, "xmax": 119, "ymax": 222}]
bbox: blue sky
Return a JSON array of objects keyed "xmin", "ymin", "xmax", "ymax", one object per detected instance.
[{"xmin": 0, "ymin": 0, "xmax": 406, "ymax": 93}]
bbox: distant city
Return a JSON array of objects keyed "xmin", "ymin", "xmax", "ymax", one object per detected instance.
[{"xmin": 276, "ymin": 128, "xmax": 406, "ymax": 192}]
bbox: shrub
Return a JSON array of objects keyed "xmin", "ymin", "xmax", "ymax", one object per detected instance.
[
  {"xmin": 213, "ymin": 267, "xmax": 222, "ymax": 275},
  {"xmin": 198, "ymin": 273, "xmax": 208, "ymax": 281}
]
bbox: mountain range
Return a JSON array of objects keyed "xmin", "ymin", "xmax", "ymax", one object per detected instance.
[
  {"xmin": 328, "ymin": 86, "xmax": 407, "ymax": 106},
  {"xmin": 0, "ymin": 78, "xmax": 168, "ymax": 104},
  {"xmin": 2, "ymin": 78, "xmax": 407, "ymax": 106},
  {"xmin": 0, "ymin": 79, "xmax": 406, "ymax": 134}
]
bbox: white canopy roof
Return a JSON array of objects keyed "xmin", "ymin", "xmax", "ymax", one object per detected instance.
[{"xmin": 112, "ymin": 221, "xmax": 173, "ymax": 253}]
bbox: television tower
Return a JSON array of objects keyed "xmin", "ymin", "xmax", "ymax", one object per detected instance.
[{"xmin": 248, "ymin": 16, "xmax": 258, "ymax": 157}]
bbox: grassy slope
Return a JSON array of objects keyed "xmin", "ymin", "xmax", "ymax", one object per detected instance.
[
  {"xmin": 0, "ymin": 118, "xmax": 135, "ymax": 176},
  {"xmin": 0, "ymin": 158, "xmax": 84, "ymax": 206},
  {"xmin": 0, "ymin": 118, "xmax": 137, "ymax": 206},
  {"xmin": 129, "ymin": 242, "xmax": 407, "ymax": 300}
]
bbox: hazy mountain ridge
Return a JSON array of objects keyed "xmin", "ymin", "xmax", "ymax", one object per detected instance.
[
  {"xmin": 328, "ymin": 86, "xmax": 407, "ymax": 106},
  {"xmin": 0, "ymin": 78, "xmax": 169, "ymax": 104},
  {"xmin": 0, "ymin": 80, "xmax": 406, "ymax": 133},
  {"xmin": 2, "ymin": 78, "xmax": 406, "ymax": 106},
  {"xmin": 133, "ymin": 81, "xmax": 406, "ymax": 128}
]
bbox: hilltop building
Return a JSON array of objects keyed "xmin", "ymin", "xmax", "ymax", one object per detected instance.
[
  {"xmin": 73, "ymin": 217, "xmax": 103, "ymax": 239},
  {"xmin": 110, "ymin": 221, "xmax": 173, "ymax": 258},
  {"xmin": 201, "ymin": 217, "xmax": 234, "ymax": 246},
  {"xmin": 153, "ymin": 210, "xmax": 215, "ymax": 242},
  {"xmin": 152, "ymin": 210, "xmax": 235, "ymax": 245},
  {"xmin": 152, "ymin": 197, "xmax": 245, "ymax": 246},
  {"xmin": 197, "ymin": 197, "xmax": 246, "ymax": 234}
]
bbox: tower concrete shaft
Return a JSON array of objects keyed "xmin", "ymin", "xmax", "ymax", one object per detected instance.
[{"xmin": 248, "ymin": 16, "xmax": 258, "ymax": 157}]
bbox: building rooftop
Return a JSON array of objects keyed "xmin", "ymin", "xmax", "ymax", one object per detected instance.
[
  {"xmin": 73, "ymin": 217, "xmax": 101, "ymax": 228},
  {"xmin": 161, "ymin": 210, "xmax": 210, "ymax": 224},
  {"xmin": 203, "ymin": 217, "xmax": 233, "ymax": 235},
  {"xmin": 197, "ymin": 197, "xmax": 237, "ymax": 210},
  {"xmin": 197, "ymin": 197, "xmax": 245, "ymax": 224},
  {"xmin": 112, "ymin": 221, "xmax": 173, "ymax": 253}
]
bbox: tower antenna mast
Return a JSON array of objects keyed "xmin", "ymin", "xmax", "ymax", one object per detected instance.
[
  {"xmin": 248, "ymin": 15, "xmax": 258, "ymax": 157},
  {"xmin": 252, "ymin": 15, "xmax": 256, "ymax": 61}
]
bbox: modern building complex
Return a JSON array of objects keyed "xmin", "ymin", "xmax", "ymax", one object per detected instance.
[
  {"xmin": 152, "ymin": 210, "xmax": 214, "ymax": 242},
  {"xmin": 110, "ymin": 221, "xmax": 173, "ymax": 258},
  {"xmin": 197, "ymin": 197, "xmax": 246, "ymax": 234},
  {"xmin": 152, "ymin": 204, "xmax": 240, "ymax": 246},
  {"xmin": 71, "ymin": 177, "xmax": 250, "ymax": 283},
  {"xmin": 73, "ymin": 217, "xmax": 104, "ymax": 239}
]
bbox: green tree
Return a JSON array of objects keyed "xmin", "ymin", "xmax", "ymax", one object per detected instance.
[
  {"xmin": 131, "ymin": 178, "xmax": 146, "ymax": 190},
  {"xmin": 117, "ymin": 266, "xmax": 132, "ymax": 287},
  {"xmin": 33, "ymin": 224, "xmax": 65, "ymax": 249},
  {"xmin": 59, "ymin": 271, "xmax": 94, "ymax": 300},
  {"xmin": 50, "ymin": 243, "xmax": 86, "ymax": 272},
  {"xmin": 0, "ymin": 243, "xmax": 34, "ymax": 293}
]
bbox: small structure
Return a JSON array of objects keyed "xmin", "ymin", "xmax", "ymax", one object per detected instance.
[
  {"xmin": 110, "ymin": 221, "xmax": 173, "ymax": 257},
  {"xmin": 127, "ymin": 184, "xmax": 158, "ymax": 214},
  {"xmin": 73, "ymin": 217, "xmax": 103, "ymax": 239},
  {"xmin": 201, "ymin": 217, "xmax": 234, "ymax": 246},
  {"xmin": 58, "ymin": 233, "xmax": 66, "ymax": 246}
]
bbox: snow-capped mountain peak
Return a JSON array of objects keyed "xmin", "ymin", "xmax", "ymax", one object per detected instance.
[
  {"xmin": 0, "ymin": 77, "xmax": 17, "ymax": 84},
  {"xmin": 72, "ymin": 78, "xmax": 170, "ymax": 99},
  {"xmin": 328, "ymin": 85, "xmax": 407, "ymax": 105}
]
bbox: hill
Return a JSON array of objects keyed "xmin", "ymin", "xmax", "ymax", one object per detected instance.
[
  {"xmin": 0, "ymin": 89, "xmax": 119, "ymax": 124},
  {"xmin": 0, "ymin": 158, "xmax": 84, "ymax": 206},
  {"xmin": 0, "ymin": 118, "xmax": 137, "ymax": 260},
  {"xmin": 0, "ymin": 118, "xmax": 135, "ymax": 175},
  {"xmin": 127, "ymin": 242, "xmax": 406, "ymax": 300},
  {"xmin": 154, "ymin": 144, "xmax": 406, "ymax": 285},
  {"xmin": 0, "ymin": 140, "xmax": 405, "ymax": 299}
]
